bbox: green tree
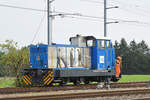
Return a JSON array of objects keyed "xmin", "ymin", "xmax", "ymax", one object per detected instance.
[
  {"xmin": 114, "ymin": 39, "xmax": 150, "ymax": 74},
  {"xmin": 137, "ymin": 40, "xmax": 149, "ymax": 54},
  {"xmin": 114, "ymin": 40, "xmax": 120, "ymax": 56},
  {"xmin": 0, "ymin": 40, "xmax": 30, "ymax": 86},
  {"xmin": 0, "ymin": 51, "xmax": 5, "ymax": 76},
  {"xmin": 116, "ymin": 38, "xmax": 130, "ymax": 74}
]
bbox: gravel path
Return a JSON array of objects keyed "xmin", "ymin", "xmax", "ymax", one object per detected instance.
[{"xmin": 73, "ymin": 94, "xmax": 150, "ymax": 100}]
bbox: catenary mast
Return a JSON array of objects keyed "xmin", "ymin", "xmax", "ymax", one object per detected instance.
[{"xmin": 47, "ymin": 0, "xmax": 53, "ymax": 45}]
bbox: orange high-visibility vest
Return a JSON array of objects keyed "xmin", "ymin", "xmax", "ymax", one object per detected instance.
[{"xmin": 115, "ymin": 59, "xmax": 121, "ymax": 78}]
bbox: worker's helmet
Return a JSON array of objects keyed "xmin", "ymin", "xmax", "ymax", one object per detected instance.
[{"xmin": 117, "ymin": 56, "xmax": 121, "ymax": 60}]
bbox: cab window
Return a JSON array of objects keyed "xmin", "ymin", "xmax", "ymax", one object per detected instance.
[
  {"xmin": 106, "ymin": 41, "xmax": 110, "ymax": 48},
  {"xmin": 87, "ymin": 40, "xmax": 96, "ymax": 47},
  {"xmin": 98, "ymin": 40, "xmax": 105, "ymax": 49}
]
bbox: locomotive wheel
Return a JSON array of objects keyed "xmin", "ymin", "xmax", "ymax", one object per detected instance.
[
  {"xmin": 84, "ymin": 81, "xmax": 89, "ymax": 84},
  {"xmin": 111, "ymin": 76, "xmax": 120, "ymax": 82},
  {"xmin": 73, "ymin": 80, "xmax": 80, "ymax": 85},
  {"xmin": 112, "ymin": 78, "xmax": 119, "ymax": 82},
  {"xmin": 104, "ymin": 78, "xmax": 111, "ymax": 89},
  {"xmin": 59, "ymin": 81, "xmax": 66, "ymax": 86}
]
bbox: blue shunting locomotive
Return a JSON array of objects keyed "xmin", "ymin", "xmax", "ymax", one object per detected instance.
[{"xmin": 22, "ymin": 35, "xmax": 121, "ymax": 86}]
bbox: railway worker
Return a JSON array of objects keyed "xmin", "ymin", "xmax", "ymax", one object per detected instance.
[{"xmin": 115, "ymin": 56, "xmax": 122, "ymax": 78}]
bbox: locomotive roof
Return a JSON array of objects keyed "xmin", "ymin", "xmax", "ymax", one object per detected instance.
[{"xmin": 69, "ymin": 34, "xmax": 111, "ymax": 41}]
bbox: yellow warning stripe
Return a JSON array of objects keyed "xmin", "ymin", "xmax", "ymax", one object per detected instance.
[
  {"xmin": 43, "ymin": 71, "xmax": 53, "ymax": 85},
  {"xmin": 49, "ymin": 71, "xmax": 52, "ymax": 74},
  {"xmin": 23, "ymin": 78, "xmax": 29, "ymax": 85},
  {"xmin": 47, "ymin": 78, "xmax": 53, "ymax": 85},
  {"xmin": 24, "ymin": 76, "xmax": 31, "ymax": 85},
  {"xmin": 26, "ymin": 75, "xmax": 30, "ymax": 80},
  {"xmin": 43, "ymin": 72, "xmax": 50, "ymax": 81},
  {"xmin": 26, "ymin": 75, "xmax": 32, "ymax": 84},
  {"xmin": 48, "ymin": 71, "xmax": 52, "ymax": 74},
  {"xmin": 26, "ymin": 75, "xmax": 31, "ymax": 81},
  {"xmin": 24, "ymin": 76, "xmax": 30, "ymax": 85},
  {"xmin": 45, "ymin": 75, "xmax": 53, "ymax": 85},
  {"xmin": 44, "ymin": 74, "xmax": 53, "ymax": 85},
  {"xmin": 29, "ymin": 75, "xmax": 32, "ymax": 82},
  {"xmin": 44, "ymin": 73, "xmax": 51, "ymax": 82},
  {"xmin": 44, "ymin": 71, "xmax": 53, "ymax": 81},
  {"xmin": 44, "ymin": 77, "xmax": 51, "ymax": 85},
  {"xmin": 43, "ymin": 75, "xmax": 46, "ymax": 79},
  {"xmin": 28, "ymin": 74, "xmax": 31, "ymax": 78}
]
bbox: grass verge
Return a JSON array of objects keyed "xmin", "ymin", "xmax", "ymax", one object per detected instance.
[
  {"xmin": 0, "ymin": 75, "xmax": 150, "ymax": 88},
  {"xmin": 119, "ymin": 75, "xmax": 150, "ymax": 82},
  {"xmin": 0, "ymin": 77, "xmax": 15, "ymax": 88}
]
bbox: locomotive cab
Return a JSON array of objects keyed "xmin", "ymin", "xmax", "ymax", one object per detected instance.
[
  {"xmin": 70, "ymin": 35, "xmax": 115, "ymax": 72},
  {"xmin": 91, "ymin": 39, "xmax": 115, "ymax": 71}
]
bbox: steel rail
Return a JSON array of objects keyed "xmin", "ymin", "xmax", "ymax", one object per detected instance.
[
  {"xmin": 0, "ymin": 81, "xmax": 149, "ymax": 94},
  {"xmin": 133, "ymin": 98, "xmax": 150, "ymax": 100},
  {"xmin": 1, "ymin": 88, "xmax": 150, "ymax": 100}
]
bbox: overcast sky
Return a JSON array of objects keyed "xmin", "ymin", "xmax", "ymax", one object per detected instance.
[{"xmin": 0, "ymin": 0, "xmax": 150, "ymax": 47}]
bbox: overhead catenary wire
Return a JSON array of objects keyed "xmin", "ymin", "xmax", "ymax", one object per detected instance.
[
  {"xmin": 31, "ymin": 2, "xmax": 47, "ymax": 44},
  {"xmin": 80, "ymin": 0, "xmax": 114, "ymax": 6},
  {"xmin": 54, "ymin": 10, "xmax": 150, "ymax": 25},
  {"xmin": 81, "ymin": 0, "xmax": 150, "ymax": 23},
  {"xmin": 0, "ymin": 3, "xmax": 46, "ymax": 12},
  {"xmin": 0, "ymin": 3, "xmax": 104, "ymax": 20},
  {"xmin": 31, "ymin": 14, "xmax": 46, "ymax": 44},
  {"xmin": 0, "ymin": 2, "xmax": 150, "ymax": 27},
  {"xmin": 119, "ymin": 7, "xmax": 150, "ymax": 18},
  {"xmin": 64, "ymin": 16, "xmax": 104, "ymax": 22},
  {"xmin": 80, "ymin": 0, "xmax": 104, "ymax": 4},
  {"xmin": 0, "ymin": 0, "xmax": 150, "ymax": 18},
  {"xmin": 110, "ymin": 0, "xmax": 150, "ymax": 18}
]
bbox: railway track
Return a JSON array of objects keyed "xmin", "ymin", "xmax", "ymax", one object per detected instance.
[
  {"xmin": 0, "ymin": 81, "xmax": 150, "ymax": 94},
  {"xmin": 1, "ymin": 88, "xmax": 150, "ymax": 100},
  {"xmin": 134, "ymin": 98, "xmax": 150, "ymax": 100}
]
